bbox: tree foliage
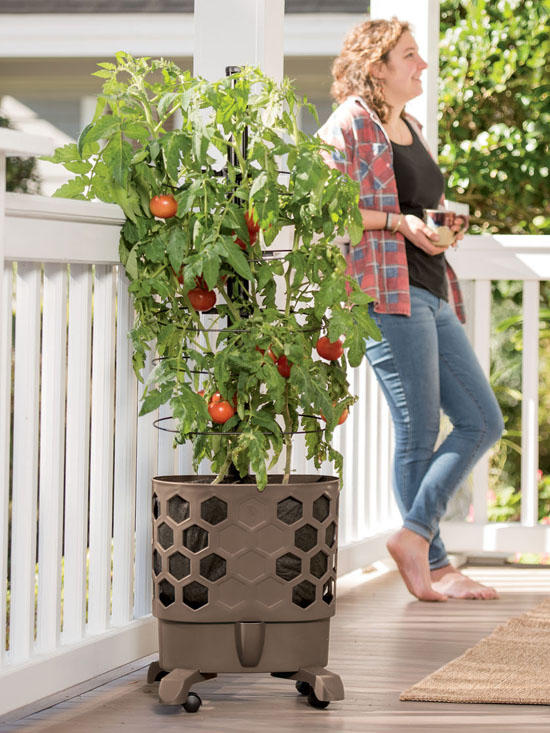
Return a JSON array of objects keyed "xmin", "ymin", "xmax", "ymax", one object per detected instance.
[
  {"xmin": 439, "ymin": 0, "xmax": 550, "ymax": 234},
  {"xmin": 440, "ymin": 2, "xmax": 550, "ymax": 514}
]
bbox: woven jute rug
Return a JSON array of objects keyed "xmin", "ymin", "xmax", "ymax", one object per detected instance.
[{"xmin": 401, "ymin": 597, "xmax": 550, "ymax": 705}]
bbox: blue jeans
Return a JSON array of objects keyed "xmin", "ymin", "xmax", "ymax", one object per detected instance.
[{"xmin": 366, "ymin": 286, "xmax": 504, "ymax": 570}]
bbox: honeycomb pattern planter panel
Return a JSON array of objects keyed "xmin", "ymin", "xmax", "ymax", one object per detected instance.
[{"xmin": 152, "ymin": 475, "xmax": 339, "ymax": 623}]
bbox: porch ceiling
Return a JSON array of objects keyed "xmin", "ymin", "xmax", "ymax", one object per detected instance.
[{"xmin": 0, "ymin": 0, "xmax": 369, "ymax": 12}]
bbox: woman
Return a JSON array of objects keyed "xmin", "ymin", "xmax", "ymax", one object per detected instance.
[{"xmin": 318, "ymin": 18, "xmax": 504, "ymax": 601}]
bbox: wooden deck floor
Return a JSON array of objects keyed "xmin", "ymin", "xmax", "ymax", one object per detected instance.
[{"xmin": 3, "ymin": 564, "xmax": 550, "ymax": 732}]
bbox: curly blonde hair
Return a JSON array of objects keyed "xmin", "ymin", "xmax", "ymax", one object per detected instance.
[{"xmin": 331, "ymin": 18, "xmax": 411, "ymax": 123}]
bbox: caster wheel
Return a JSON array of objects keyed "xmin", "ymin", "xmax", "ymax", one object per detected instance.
[
  {"xmin": 295, "ymin": 681, "xmax": 311, "ymax": 696},
  {"xmin": 182, "ymin": 692, "xmax": 202, "ymax": 713},
  {"xmin": 307, "ymin": 690, "xmax": 330, "ymax": 709},
  {"xmin": 155, "ymin": 670, "xmax": 168, "ymax": 682}
]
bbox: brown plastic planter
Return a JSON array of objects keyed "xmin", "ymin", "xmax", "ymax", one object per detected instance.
[{"xmin": 147, "ymin": 474, "xmax": 344, "ymax": 712}]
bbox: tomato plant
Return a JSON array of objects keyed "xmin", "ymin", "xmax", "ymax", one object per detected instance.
[
  {"xmin": 316, "ymin": 337, "xmax": 344, "ymax": 361},
  {"xmin": 46, "ymin": 59, "xmax": 381, "ymax": 489},
  {"xmin": 187, "ymin": 287, "xmax": 216, "ymax": 311},
  {"xmin": 149, "ymin": 194, "xmax": 178, "ymax": 218}
]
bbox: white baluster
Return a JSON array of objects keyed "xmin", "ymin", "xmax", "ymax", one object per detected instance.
[
  {"xmin": 0, "ymin": 148, "xmax": 8, "ymax": 666},
  {"xmin": 521, "ymin": 280, "xmax": 540, "ymax": 527},
  {"xmin": 352, "ymin": 362, "xmax": 368, "ymax": 540},
  {"xmin": 472, "ymin": 279, "xmax": 491, "ymax": 524},
  {"xmin": 9, "ymin": 262, "xmax": 41, "ymax": 663},
  {"xmin": 63, "ymin": 264, "xmax": 92, "ymax": 643},
  {"xmin": 134, "ymin": 349, "xmax": 157, "ymax": 618},
  {"xmin": 367, "ymin": 370, "xmax": 381, "ymax": 534},
  {"xmin": 112, "ymin": 270, "xmax": 138, "ymax": 627},
  {"xmin": 36, "ymin": 264, "xmax": 67, "ymax": 653},
  {"xmin": 88, "ymin": 266, "xmax": 116, "ymax": 634},
  {"xmin": 0, "ymin": 262, "xmax": 12, "ymax": 665}
]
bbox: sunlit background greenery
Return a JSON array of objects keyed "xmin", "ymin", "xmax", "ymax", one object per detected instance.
[{"xmin": 440, "ymin": 0, "xmax": 550, "ymax": 537}]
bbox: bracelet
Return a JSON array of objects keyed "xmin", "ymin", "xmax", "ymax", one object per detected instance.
[
  {"xmin": 385, "ymin": 211, "xmax": 390, "ymax": 230},
  {"xmin": 390, "ymin": 213, "xmax": 403, "ymax": 234}
]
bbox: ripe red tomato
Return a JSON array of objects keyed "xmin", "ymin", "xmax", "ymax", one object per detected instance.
[
  {"xmin": 277, "ymin": 355, "xmax": 292, "ymax": 378},
  {"xmin": 187, "ymin": 288, "xmax": 216, "ymax": 311},
  {"xmin": 198, "ymin": 389, "xmax": 205, "ymax": 397},
  {"xmin": 149, "ymin": 195, "xmax": 178, "ymax": 219},
  {"xmin": 208, "ymin": 401, "xmax": 236, "ymax": 424},
  {"xmin": 321, "ymin": 406, "xmax": 349, "ymax": 425},
  {"xmin": 316, "ymin": 336, "xmax": 344, "ymax": 361}
]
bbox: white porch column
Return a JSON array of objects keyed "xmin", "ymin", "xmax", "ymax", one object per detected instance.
[
  {"xmin": 369, "ymin": 0, "xmax": 440, "ymax": 155},
  {"xmin": 193, "ymin": 0, "xmax": 284, "ymax": 81},
  {"xmin": 0, "ymin": 149, "xmax": 6, "ymax": 667}
]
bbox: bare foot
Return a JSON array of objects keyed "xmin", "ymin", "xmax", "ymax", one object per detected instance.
[
  {"xmin": 431, "ymin": 565, "xmax": 499, "ymax": 600},
  {"xmin": 387, "ymin": 529, "xmax": 447, "ymax": 602}
]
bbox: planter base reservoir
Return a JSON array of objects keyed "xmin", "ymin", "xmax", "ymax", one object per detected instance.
[{"xmin": 148, "ymin": 475, "xmax": 343, "ymax": 712}]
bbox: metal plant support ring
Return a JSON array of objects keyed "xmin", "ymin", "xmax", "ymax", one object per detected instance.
[
  {"xmin": 176, "ymin": 324, "xmax": 320, "ymax": 334},
  {"xmin": 153, "ymin": 415, "xmax": 323, "ymax": 436}
]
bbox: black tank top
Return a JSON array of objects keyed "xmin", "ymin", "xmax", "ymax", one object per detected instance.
[{"xmin": 391, "ymin": 120, "xmax": 448, "ymax": 300}]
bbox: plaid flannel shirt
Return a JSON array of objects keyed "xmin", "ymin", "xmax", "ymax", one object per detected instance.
[{"xmin": 317, "ymin": 96, "xmax": 465, "ymax": 323}]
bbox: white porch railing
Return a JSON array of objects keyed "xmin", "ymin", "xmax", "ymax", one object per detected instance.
[
  {"xmin": 1, "ymin": 128, "xmax": 549, "ymax": 715},
  {"xmin": 443, "ymin": 238, "xmax": 550, "ymax": 555}
]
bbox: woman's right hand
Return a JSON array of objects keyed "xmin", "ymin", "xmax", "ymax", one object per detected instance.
[{"xmin": 399, "ymin": 214, "xmax": 449, "ymax": 255}]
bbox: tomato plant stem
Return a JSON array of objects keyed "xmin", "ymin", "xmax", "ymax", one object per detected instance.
[
  {"xmin": 181, "ymin": 291, "xmax": 213, "ymax": 352},
  {"xmin": 217, "ymin": 280, "xmax": 243, "ymax": 324},
  {"xmin": 282, "ymin": 383, "xmax": 293, "ymax": 484},
  {"xmin": 211, "ymin": 452, "xmax": 233, "ymax": 484}
]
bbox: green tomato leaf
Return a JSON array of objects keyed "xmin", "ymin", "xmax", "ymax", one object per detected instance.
[
  {"xmin": 103, "ymin": 135, "xmax": 133, "ymax": 187},
  {"xmin": 348, "ymin": 207, "xmax": 364, "ymax": 245},
  {"xmin": 77, "ymin": 124, "xmax": 94, "ymax": 158},
  {"xmin": 250, "ymin": 170, "xmax": 268, "ymax": 198},
  {"xmin": 220, "ymin": 238, "xmax": 253, "ymax": 281},
  {"xmin": 63, "ymin": 160, "xmax": 92, "ymax": 174},
  {"xmin": 41, "ymin": 142, "xmax": 80, "ymax": 165},
  {"xmin": 92, "ymin": 70, "xmax": 115, "ymax": 79},
  {"xmin": 122, "ymin": 122, "xmax": 150, "ymax": 142},
  {"xmin": 162, "ymin": 133, "xmax": 188, "ymax": 181},
  {"xmin": 158, "ymin": 92, "xmax": 178, "ymax": 120},
  {"xmin": 52, "ymin": 175, "xmax": 88, "ymax": 199},
  {"xmin": 165, "ymin": 227, "xmax": 188, "ymax": 273},
  {"xmin": 139, "ymin": 388, "xmax": 169, "ymax": 415},
  {"xmin": 82, "ymin": 115, "xmax": 122, "ymax": 144},
  {"xmin": 131, "ymin": 148, "xmax": 149, "ymax": 165},
  {"xmin": 125, "ymin": 244, "xmax": 139, "ymax": 280}
]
